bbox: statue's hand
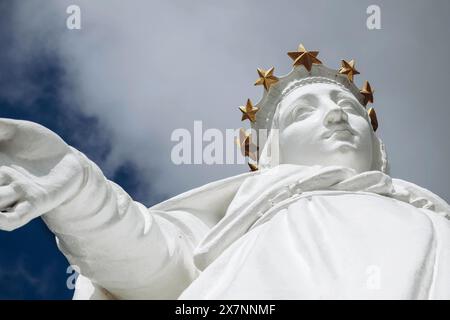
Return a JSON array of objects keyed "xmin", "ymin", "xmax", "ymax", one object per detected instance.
[{"xmin": 0, "ymin": 118, "xmax": 84, "ymax": 231}]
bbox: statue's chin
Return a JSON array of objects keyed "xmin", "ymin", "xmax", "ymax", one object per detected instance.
[
  {"xmin": 333, "ymin": 141, "xmax": 358, "ymax": 153},
  {"xmin": 310, "ymin": 145, "xmax": 368, "ymax": 172},
  {"xmin": 326, "ymin": 133, "xmax": 358, "ymax": 149},
  {"xmin": 279, "ymin": 138, "xmax": 370, "ymax": 172}
]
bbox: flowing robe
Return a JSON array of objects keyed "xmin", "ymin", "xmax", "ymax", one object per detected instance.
[{"xmin": 43, "ymin": 149, "xmax": 450, "ymax": 299}]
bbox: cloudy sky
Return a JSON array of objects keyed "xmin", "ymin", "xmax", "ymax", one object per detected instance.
[{"xmin": 0, "ymin": 0, "xmax": 449, "ymax": 299}]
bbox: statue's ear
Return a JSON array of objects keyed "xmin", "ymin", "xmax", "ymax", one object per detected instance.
[
  {"xmin": 258, "ymin": 106, "xmax": 282, "ymax": 169},
  {"xmin": 371, "ymin": 134, "xmax": 389, "ymax": 173}
]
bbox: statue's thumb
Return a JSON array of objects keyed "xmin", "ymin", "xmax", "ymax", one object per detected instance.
[{"xmin": 0, "ymin": 118, "xmax": 18, "ymax": 142}]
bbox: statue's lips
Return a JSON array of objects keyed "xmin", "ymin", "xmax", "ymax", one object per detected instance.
[{"xmin": 322, "ymin": 126, "xmax": 356, "ymax": 139}]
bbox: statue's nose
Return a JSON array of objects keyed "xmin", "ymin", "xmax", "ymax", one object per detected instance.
[{"xmin": 323, "ymin": 106, "xmax": 348, "ymax": 126}]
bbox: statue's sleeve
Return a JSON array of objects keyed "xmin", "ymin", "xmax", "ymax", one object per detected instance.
[{"xmin": 42, "ymin": 147, "xmax": 210, "ymax": 299}]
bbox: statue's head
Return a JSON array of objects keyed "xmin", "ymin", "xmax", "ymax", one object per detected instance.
[
  {"xmin": 248, "ymin": 58, "xmax": 387, "ymax": 173},
  {"xmin": 273, "ymin": 81, "xmax": 382, "ymax": 173}
]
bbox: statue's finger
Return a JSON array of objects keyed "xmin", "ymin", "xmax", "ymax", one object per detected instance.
[
  {"xmin": 0, "ymin": 185, "xmax": 20, "ymax": 209},
  {"xmin": 0, "ymin": 172, "xmax": 11, "ymax": 186},
  {"xmin": 0, "ymin": 166, "xmax": 25, "ymax": 184},
  {"xmin": 0, "ymin": 201, "xmax": 32, "ymax": 232},
  {"xmin": 0, "ymin": 118, "xmax": 18, "ymax": 142}
]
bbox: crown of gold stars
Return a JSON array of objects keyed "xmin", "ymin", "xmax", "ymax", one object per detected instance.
[{"xmin": 237, "ymin": 43, "xmax": 378, "ymax": 171}]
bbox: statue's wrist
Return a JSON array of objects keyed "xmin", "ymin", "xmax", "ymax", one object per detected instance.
[
  {"xmin": 42, "ymin": 147, "xmax": 90, "ymax": 216},
  {"xmin": 60, "ymin": 147, "xmax": 90, "ymax": 204}
]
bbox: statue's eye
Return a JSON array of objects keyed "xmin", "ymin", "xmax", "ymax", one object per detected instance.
[
  {"xmin": 337, "ymin": 99, "xmax": 358, "ymax": 115},
  {"xmin": 292, "ymin": 106, "xmax": 315, "ymax": 121}
]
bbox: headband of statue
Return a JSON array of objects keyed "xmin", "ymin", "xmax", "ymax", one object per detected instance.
[{"xmin": 237, "ymin": 43, "xmax": 377, "ymax": 171}]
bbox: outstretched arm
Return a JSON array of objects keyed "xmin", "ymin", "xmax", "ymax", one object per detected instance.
[{"xmin": 0, "ymin": 118, "xmax": 209, "ymax": 299}]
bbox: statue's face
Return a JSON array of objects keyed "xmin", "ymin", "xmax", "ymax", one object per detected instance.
[{"xmin": 277, "ymin": 83, "xmax": 373, "ymax": 173}]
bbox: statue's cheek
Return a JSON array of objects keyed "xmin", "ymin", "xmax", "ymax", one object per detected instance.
[{"xmin": 282, "ymin": 121, "xmax": 319, "ymax": 143}]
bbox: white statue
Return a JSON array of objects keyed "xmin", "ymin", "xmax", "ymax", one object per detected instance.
[{"xmin": 0, "ymin": 45, "xmax": 449, "ymax": 299}]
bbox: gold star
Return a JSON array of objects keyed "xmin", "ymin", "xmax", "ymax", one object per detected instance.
[
  {"xmin": 239, "ymin": 99, "xmax": 259, "ymax": 122},
  {"xmin": 254, "ymin": 67, "xmax": 279, "ymax": 91},
  {"xmin": 287, "ymin": 43, "xmax": 322, "ymax": 72},
  {"xmin": 339, "ymin": 59, "xmax": 360, "ymax": 82},
  {"xmin": 248, "ymin": 162, "xmax": 259, "ymax": 172},
  {"xmin": 367, "ymin": 107, "xmax": 378, "ymax": 131},
  {"xmin": 360, "ymin": 81, "xmax": 374, "ymax": 106},
  {"xmin": 236, "ymin": 128, "xmax": 259, "ymax": 161}
]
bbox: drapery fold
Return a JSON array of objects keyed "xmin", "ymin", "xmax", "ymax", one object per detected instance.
[{"xmin": 194, "ymin": 164, "xmax": 450, "ymax": 271}]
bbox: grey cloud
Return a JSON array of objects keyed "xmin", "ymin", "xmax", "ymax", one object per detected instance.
[{"xmin": 5, "ymin": 0, "xmax": 450, "ymax": 201}]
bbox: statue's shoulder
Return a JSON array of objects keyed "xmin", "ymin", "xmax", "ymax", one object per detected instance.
[
  {"xmin": 149, "ymin": 171, "xmax": 255, "ymax": 227},
  {"xmin": 393, "ymin": 178, "xmax": 450, "ymax": 218}
]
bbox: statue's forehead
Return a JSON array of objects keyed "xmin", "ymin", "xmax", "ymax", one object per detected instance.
[
  {"xmin": 277, "ymin": 81, "xmax": 367, "ymax": 121},
  {"xmin": 281, "ymin": 82, "xmax": 353, "ymax": 105}
]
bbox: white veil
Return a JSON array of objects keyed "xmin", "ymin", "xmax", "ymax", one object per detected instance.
[{"xmin": 257, "ymin": 88, "xmax": 389, "ymax": 174}]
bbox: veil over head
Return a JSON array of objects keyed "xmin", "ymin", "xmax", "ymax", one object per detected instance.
[{"xmin": 256, "ymin": 77, "xmax": 389, "ymax": 173}]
